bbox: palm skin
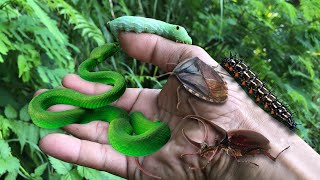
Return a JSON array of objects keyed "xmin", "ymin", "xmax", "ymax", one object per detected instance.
[{"xmin": 38, "ymin": 33, "xmax": 320, "ymax": 180}]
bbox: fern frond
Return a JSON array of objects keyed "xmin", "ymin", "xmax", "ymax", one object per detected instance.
[
  {"xmin": 44, "ymin": 0, "xmax": 105, "ymax": 45},
  {"xmin": 37, "ymin": 66, "xmax": 71, "ymax": 87},
  {"xmin": 27, "ymin": 0, "xmax": 67, "ymax": 44}
]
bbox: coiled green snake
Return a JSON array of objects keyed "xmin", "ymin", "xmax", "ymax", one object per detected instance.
[{"xmin": 28, "ymin": 16, "xmax": 192, "ymax": 157}]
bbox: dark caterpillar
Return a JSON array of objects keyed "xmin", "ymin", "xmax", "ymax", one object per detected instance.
[{"xmin": 221, "ymin": 54, "xmax": 297, "ymax": 130}]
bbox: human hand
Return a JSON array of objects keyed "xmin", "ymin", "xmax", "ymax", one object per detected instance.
[{"xmin": 38, "ymin": 33, "xmax": 320, "ymax": 180}]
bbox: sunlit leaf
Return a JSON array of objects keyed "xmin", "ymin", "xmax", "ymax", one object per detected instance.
[
  {"xmin": 4, "ymin": 105, "xmax": 17, "ymax": 119},
  {"xmin": 49, "ymin": 156, "xmax": 73, "ymax": 175}
]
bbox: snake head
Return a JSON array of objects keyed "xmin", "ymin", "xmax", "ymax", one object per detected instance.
[{"xmin": 90, "ymin": 43, "xmax": 121, "ymax": 62}]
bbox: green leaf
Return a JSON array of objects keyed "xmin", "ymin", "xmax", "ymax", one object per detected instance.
[
  {"xmin": 77, "ymin": 166, "xmax": 103, "ymax": 180},
  {"xmin": 17, "ymin": 54, "xmax": 26, "ymax": 77},
  {"xmin": 5, "ymin": 171, "xmax": 18, "ymax": 180},
  {"xmin": 39, "ymin": 128, "xmax": 65, "ymax": 138},
  {"xmin": 49, "ymin": 156, "xmax": 73, "ymax": 175},
  {"xmin": 49, "ymin": 172, "xmax": 61, "ymax": 180},
  {"xmin": 279, "ymin": 1, "xmax": 297, "ymax": 23},
  {"xmin": 62, "ymin": 169, "xmax": 82, "ymax": 180},
  {"xmin": 0, "ymin": 33, "xmax": 9, "ymax": 55},
  {"xmin": 10, "ymin": 121, "xmax": 39, "ymax": 152},
  {"xmin": 19, "ymin": 104, "xmax": 30, "ymax": 121},
  {"xmin": 0, "ymin": 88, "xmax": 18, "ymax": 107},
  {"xmin": 6, "ymin": 157, "xmax": 20, "ymax": 172},
  {"xmin": 33, "ymin": 163, "xmax": 48, "ymax": 177},
  {"xmin": 0, "ymin": 159, "xmax": 6, "ymax": 175},
  {"xmin": 0, "ymin": 115, "xmax": 12, "ymax": 139},
  {"xmin": 100, "ymin": 171, "xmax": 125, "ymax": 180},
  {"xmin": 4, "ymin": 105, "xmax": 18, "ymax": 119},
  {"xmin": 0, "ymin": 140, "xmax": 11, "ymax": 158},
  {"xmin": 0, "ymin": 156, "xmax": 20, "ymax": 174},
  {"xmin": 27, "ymin": 0, "xmax": 66, "ymax": 43}
]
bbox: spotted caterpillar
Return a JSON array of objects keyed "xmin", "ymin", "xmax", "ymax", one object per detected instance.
[{"xmin": 221, "ymin": 54, "xmax": 297, "ymax": 130}]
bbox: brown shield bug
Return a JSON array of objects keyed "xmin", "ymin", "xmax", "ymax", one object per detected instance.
[{"xmin": 172, "ymin": 57, "xmax": 228, "ymax": 104}]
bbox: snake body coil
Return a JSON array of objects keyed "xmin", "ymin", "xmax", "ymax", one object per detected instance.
[{"xmin": 29, "ymin": 16, "xmax": 192, "ymax": 157}]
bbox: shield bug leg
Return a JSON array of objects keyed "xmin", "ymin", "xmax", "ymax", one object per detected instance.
[
  {"xmin": 176, "ymin": 85, "xmax": 183, "ymax": 110},
  {"xmin": 211, "ymin": 64, "xmax": 232, "ymax": 77},
  {"xmin": 165, "ymin": 62, "xmax": 178, "ymax": 71}
]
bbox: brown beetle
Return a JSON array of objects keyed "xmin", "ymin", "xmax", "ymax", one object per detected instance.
[{"xmin": 181, "ymin": 115, "xmax": 290, "ymax": 169}]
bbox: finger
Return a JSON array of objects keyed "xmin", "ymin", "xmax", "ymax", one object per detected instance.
[
  {"xmin": 62, "ymin": 74, "xmax": 159, "ymax": 113},
  {"xmin": 33, "ymin": 89, "xmax": 76, "ymax": 111},
  {"xmin": 63, "ymin": 121, "xmax": 110, "ymax": 144},
  {"xmin": 118, "ymin": 33, "xmax": 217, "ymax": 71},
  {"xmin": 39, "ymin": 134, "xmax": 128, "ymax": 179}
]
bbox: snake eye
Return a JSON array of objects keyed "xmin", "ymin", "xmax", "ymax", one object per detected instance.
[{"xmin": 176, "ymin": 26, "xmax": 180, "ymax": 30}]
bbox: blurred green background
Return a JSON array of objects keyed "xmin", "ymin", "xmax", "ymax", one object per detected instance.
[{"xmin": 0, "ymin": 0, "xmax": 319, "ymax": 179}]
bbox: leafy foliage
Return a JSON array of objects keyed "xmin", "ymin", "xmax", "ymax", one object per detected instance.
[{"xmin": 0, "ymin": 0, "xmax": 319, "ymax": 179}]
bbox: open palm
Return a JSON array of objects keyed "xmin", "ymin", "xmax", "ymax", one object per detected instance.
[{"xmin": 38, "ymin": 33, "xmax": 301, "ymax": 180}]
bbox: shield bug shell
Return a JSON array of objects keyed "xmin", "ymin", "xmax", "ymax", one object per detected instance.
[{"xmin": 173, "ymin": 57, "xmax": 228, "ymax": 103}]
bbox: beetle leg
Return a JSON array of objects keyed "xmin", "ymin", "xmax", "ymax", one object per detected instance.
[
  {"xmin": 227, "ymin": 149, "xmax": 259, "ymax": 167},
  {"xmin": 187, "ymin": 115, "xmax": 227, "ymax": 146},
  {"xmin": 245, "ymin": 148, "xmax": 274, "ymax": 160},
  {"xmin": 236, "ymin": 160, "xmax": 259, "ymax": 167},
  {"xmin": 274, "ymin": 146, "xmax": 290, "ymax": 160},
  {"xmin": 185, "ymin": 148, "xmax": 221, "ymax": 170},
  {"xmin": 181, "ymin": 128, "xmax": 203, "ymax": 149},
  {"xmin": 223, "ymin": 147, "xmax": 259, "ymax": 167},
  {"xmin": 245, "ymin": 146, "xmax": 290, "ymax": 161},
  {"xmin": 192, "ymin": 147, "xmax": 221, "ymax": 170},
  {"xmin": 181, "ymin": 116, "xmax": 210, "ymax": 167},
  {"xmin": 135, "ymin": 158, "xmax": 161, "ymax": 179},
  {"xmin": 183, "ymin": 115, "xmax": 210, "ymax": 146}
]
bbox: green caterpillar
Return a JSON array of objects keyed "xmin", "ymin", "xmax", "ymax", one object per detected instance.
[{"xmin": 107, "ymin": 16, "xmax": 192, "ymax": 44}]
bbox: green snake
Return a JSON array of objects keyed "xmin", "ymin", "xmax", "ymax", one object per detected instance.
[{"xmin": 28, "ymin": 16, "xmax": 192, "ymax": 157}]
